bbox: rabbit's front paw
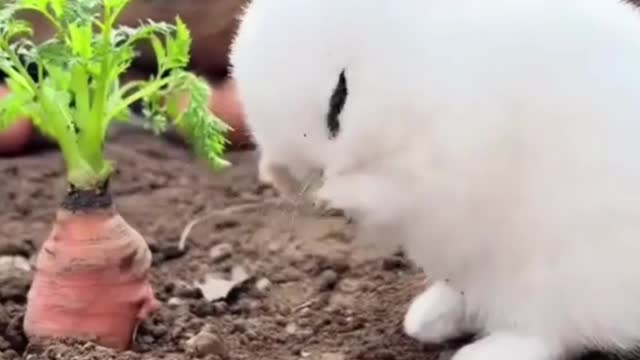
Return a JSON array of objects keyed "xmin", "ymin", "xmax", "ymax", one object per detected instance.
[
  {"xmin": 403, "ymin": 280, "xmax": 467, "ymax": 344},
  {"xmin": 452, "ymin": 332, "xmax": 560, "ymax": 360}
]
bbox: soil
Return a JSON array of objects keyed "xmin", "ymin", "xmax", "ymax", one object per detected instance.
[{"xmin": 0, "ymin": 127, "xmax": 628, "ymax": 360}]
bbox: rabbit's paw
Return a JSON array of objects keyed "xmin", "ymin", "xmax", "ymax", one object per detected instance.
[
  {"xmin": 403, "ymin": 281, "xmax": 467, "ymax": 344},
  {"xmin": 452, "ymin": 332, "xmax": 560, "ymax": 360}
]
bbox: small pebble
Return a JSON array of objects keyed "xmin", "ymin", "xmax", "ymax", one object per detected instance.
[
  {"xmin": 296, "ymin": 328, "xmax": 314, "ymax": 339},
  {"xmin": 244, "ymin": 329, "xmax": 258, "ymax": 341},
  {"xmin": 321, "ymin": 353, "xmax": 346, "ymax": 360},
  {"xmin": 255, "ymin": 278, "xmax": 271, "ymax": 292},
  {"xmin": 318, "ymin": 269, "xmax": 339, "ymax": 291},
  {"xmin": 290, "ymin": 345, "xmax": 303, "ymax": 356},
  {"xmin": 149, "ymin": 325, "xmax": 168, "ymax": 339},
  {"xmin": 230, "ymin": 298, "xmax": 259, "ymax": 314},
  {"xmin": 185, "ymin": 328, "xmax": 227, "ymax": 358},
  {"xmin": 267, "ymin": 242, "xmax": 282, "ymax": 253},
  {"xmin": 274, "ymin": 315, "xmax": 288, "ymax": 326},
  {"xmin": 174, "ymin": 283, "xmax": 203, "ymax": 299},
  {"xmin": 231, "ymin": 265, "xmax": 251, "ymax": 283},
  {"xmin": 285, "ymin": 323, "xmax": 298, "ymax": 335},
  {"xmin": 231, "ymin": 321, "xmax": 247, "ymax": 333},
  {"xmin": 209, "ymin": 243, "xmax": 233, "ymax": 262},
  {"xmin": 213, "ymin": 301, "xmax": 229, "ymax": 314},
  {"xmin": 337, "ymin": 279, "xmax": 360, "ymax": 293},
  {"xmin": 168, "ymin": 297, "xmax": 186, "ymax": 306},
  {"xmin": 3, "ymin": 349, "xmax": 19, "ymax": 360},
  {"xmin": 0, "ymin": 256, "xmax": 31, "ymax": 272}
]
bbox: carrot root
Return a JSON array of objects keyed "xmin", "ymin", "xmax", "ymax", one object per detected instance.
[{"xmin": 23, "ymin": 206, "xmax": 159, "ymax": 350}]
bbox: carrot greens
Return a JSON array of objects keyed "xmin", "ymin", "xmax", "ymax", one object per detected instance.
[{"xmin": 0, "ymin": 0, "xmax": 230, "ymax": 190}]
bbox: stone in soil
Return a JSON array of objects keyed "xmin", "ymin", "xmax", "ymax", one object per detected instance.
[
  {"xmin": 185, "ymin": 326, "xmax": 228, "ymax": 358},
  {"xmin": 255, "ymin": 277, "xmax": 271, "ymax": 292},
  {"xmin": 0, "ymin": 256, "xmax": 32, "ymax": 303},
  {"xmin": 317, "ymin": 269, "xmax": 339, "ymax": 291},
  {"xmin": 320, "ymin": 353, "xmax": 346, "ymax": 360},
  {"xmin": 209, "ymin": 243, "xmax": 233, "ymax": 262}
]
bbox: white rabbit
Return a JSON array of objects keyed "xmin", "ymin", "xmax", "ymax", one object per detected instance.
[{"xmin": 229, "ymin": 0, "xmax": 640, "ymax": 359}]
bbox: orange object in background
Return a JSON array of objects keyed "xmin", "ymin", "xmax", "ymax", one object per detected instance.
[
  {"xmin": 0, "ymin": 85, "xmax": 34, "ymax": 155},
  {"xmin": 170, "ymin": 78, "xmax": 252, "ymax": 149},
  {"xmin": 23, "ymin": 192, "xmax": 159, "ymax": 350},
  {"xmin": 210, "ymin": 79, "xmax": 252, "ymax": 148}
]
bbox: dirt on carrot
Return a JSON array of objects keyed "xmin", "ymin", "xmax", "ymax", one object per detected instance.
[{"xmin": 0, "ymin": 128, "xmax": 619, "ymax": 360}]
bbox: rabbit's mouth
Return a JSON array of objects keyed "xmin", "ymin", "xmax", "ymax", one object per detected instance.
[{"xmin": 259, "ymin": 162, "xmax": 325, "ymax": 201}]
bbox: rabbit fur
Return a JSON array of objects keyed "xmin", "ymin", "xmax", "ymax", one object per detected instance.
[{"xmin": 229, "ymin": 0, "xmax": 640, "ymax": 359}]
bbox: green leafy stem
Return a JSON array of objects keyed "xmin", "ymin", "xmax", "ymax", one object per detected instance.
[{"xmin": 0, "ymin": 0, "xmax": 230, "ymax": 191}]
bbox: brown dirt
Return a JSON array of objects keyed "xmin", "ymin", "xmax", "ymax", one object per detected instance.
[
  {"xmin": 0, "ymin": 127, "xmax": 436, "ymax": 360},
  {"xmin": 0, "ymin": 128, "xmax": 628, "ymax": 360}
]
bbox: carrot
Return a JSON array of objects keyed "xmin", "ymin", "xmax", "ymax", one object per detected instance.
[
  {"xmin": 167, "ymin": 78, "xmax": 252, "ymax": 149},
  {"xmin": 0, "ymin": 0, "xmax": 229, "ymax": 349},
  {"xmin": 24, "ymin": 190, "xmax": 159, "ymax": 350},
  {"xmin": 209, "ymin": 79, "xmax": 251, "ymax": 148},
  {"xmin": 0, "ymin": 85, "xmax": 33, "ymax": 155}
]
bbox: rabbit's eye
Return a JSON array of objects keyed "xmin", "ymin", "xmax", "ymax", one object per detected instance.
[{"xmin": 326, "ymin": 69, "xmax": 348, "ymax": 139}]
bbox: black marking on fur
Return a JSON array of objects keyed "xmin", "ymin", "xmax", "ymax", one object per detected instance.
[{"xmin": 326, "ymin": 69, "xmax": 348, "ymax": 139}]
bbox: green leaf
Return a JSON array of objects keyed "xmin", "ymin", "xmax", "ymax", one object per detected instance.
[
  {"xmin": 164, "ymin": 17, "xmax": 190, "ymax": 70},
  {"xmin": 171, "ymin": 72, "xmax": 231, "ymax": 169},
  {"xmin": 0, "ymin": 80, "xmax": 32, "ymax": 131},
  {"xmin": 149, "ymin": 34, "xmax": 165, "ymax": 68},
  {"xmin": 0, "ymin": 54, "xmax": 33, "ymax": 93},
  {"xmin": 48, "ymin": 0, "xmax": 66, "ymax": 18},
  {"xmin": 37, "ymin": 39, "xmax": 70, "ymax": 69},
  {"xmin": 43, "ymin": 63, "xmax": 71, "ymax": 90},
  {"xmin": 39, "ymin": 76, "xmax": 75, "ymax": 141},
  {"xmin": 0, "ymin": 3, "xmax": 20, "ymax": 27},
  {"xmin": 68, "ymin": 22, "xmax": 93, "ymax": 58},
  {"xmin": 115, "ymin": 20, "xmax": 173, "ymax": 47},
  {"xmin": 69, "ymin": 65, "xmax": 90, "ymax": 125},
  {"xmin": 2, "ymin": 19, "xmax": 32, "ymax": 42}
]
